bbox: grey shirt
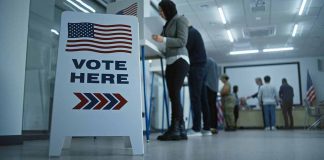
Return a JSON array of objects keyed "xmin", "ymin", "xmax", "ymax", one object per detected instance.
[
  {"xmin": 258, "ymin": 83, "xmax": 279, "ymax": 105},
  {"xmin": 161, "ymin": 15, "xmax": 189, "ymax": 59},
  {"xmin": 205, "ymin": 58, "xmax": 218, "ymax": 92}
]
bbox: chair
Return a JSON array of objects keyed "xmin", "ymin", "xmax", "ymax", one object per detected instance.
[{"xmin": 304, "ymin": 99, "xmax": 324, "ymax": 130}]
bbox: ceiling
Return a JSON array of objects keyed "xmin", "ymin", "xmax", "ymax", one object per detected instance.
[
  {"xmin": 171, "ymin": 0, "xmax": 324, "ymax": 63},
  {"xmin": 55, "ymin": 0, "xmax": 324, "ymax": 63}
]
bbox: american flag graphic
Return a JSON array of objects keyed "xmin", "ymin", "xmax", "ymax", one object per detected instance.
[
  {"xmin": 216, "ymin": 99, "xmax": 224, "ymax": 125},
  {"xmin": 66, "ymin": 22, "xmax": 132, "ymax": 54},
  {"xmin": 116, "ymin": 3, "xmax": 137, "ymax": 16},
  {"xmin": 306, "ymin": 70, "xmax": 316, "ymax": 104}
]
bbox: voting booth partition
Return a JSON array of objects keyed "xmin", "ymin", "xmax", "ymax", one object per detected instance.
[
  {"xmin": 106, "ymin": 0, "xmax": 169, "ymax": 142},
  {"xmin": 49, "ymin": 12, "xmax": 144, "ymax": 156}
]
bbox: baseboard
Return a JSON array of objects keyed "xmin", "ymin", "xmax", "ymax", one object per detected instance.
[{"xmin": 0, "ymin": 135, "xmax": 23, "ymax": 145}]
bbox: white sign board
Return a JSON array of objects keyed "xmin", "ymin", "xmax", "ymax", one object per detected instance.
[{"xmin": 49, "ymin": 12, "xmax": 144, "ymax": 156}]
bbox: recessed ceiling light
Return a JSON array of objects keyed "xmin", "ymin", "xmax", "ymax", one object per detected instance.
[
  {"xmin": 66, "ymin": 0, "xmax": 89, "ymax": 13},
  {"xmin": 263, "ymin": 47, "xmax": 294, "ymax": 52},
  {"xmin": 218, "ymin": 7, "xmax": 227, "ymax": 24},
  {"xmin": 292, "ymin": 24, "xmax": 298, "ymax": 37},
  {"xmin": 51, "ymin": 29, "xmax": 59, "ymax": 35},
  {"xmin": 298, "ymin": 0, "xmax": 308, "ymax": 16},
  {"xmin": 226, "ymin": 30, "xmax": 234, "ymax": 42},
  {"xmin": 230, "ymin": 50, "xmax": 259, "ymax": 55},
  {"xmin": 76, "ymin": 0, "xmax": 96, "ymax": 13}
]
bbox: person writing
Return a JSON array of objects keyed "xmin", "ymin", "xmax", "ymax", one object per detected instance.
[
  {"xmin": 186, "ymin": 25, "xmax": 211, "ymax": 136},
  {"xmin": 152, "ymin": 0, "xmax": 189, "ymax": 141}
]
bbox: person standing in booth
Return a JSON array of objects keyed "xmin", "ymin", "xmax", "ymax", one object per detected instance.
[
  {"xmin": 186, "ymin": 25, "xmax": 211, "ymax": 136},
  {"xmin": 152, "ymin": 0, "xmax": 190, "ymax": 141},
  {"xmin": 205, "ymin": 57, "xmax": 219, "ymax": 134}
]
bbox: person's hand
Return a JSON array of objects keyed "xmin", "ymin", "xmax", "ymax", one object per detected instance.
[{"xmin": 152, "ymin": 34, "xmax": 164, "ymax": 43}]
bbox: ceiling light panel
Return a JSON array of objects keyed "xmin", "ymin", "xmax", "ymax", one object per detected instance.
[
  {"xmin": 298, "ymin": 0, "xmax": 308, "ymax": 15},
  {"xmin": 76, "ymin": 0, "xmax": 96, "ymax": 13},
  {"xmin": 66, "ymin": 0, "xmax": 89, "ymax": 13},
  {"xmin": 218, "ymin": 7, "xmax": 227, "ymax": 24},
  {"xmin": 230, "ymin": 50, "xmax": 259, "ymax": 55},
  {"xmin": 263, "ymin": 47, "xmax": 294, "ymax": 52}
]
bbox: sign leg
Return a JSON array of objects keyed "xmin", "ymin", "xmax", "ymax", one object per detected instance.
[{"xmin": 49, "ymin": 135, "xmax": 65, "ymax": 157}]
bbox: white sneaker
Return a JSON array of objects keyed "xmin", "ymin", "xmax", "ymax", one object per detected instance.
[
  {"xmin": 264, "ymin": 127, "xmax": 271, "ymax": 131},
  {"xmin": 201, "ymin": 130, "xmax": 212, "ymax": 136},
  {"xmin": 271, "ymin": 126, "xmax": 277, "ymax": 131},
  {"xmin": 187, "ymin": 129, "xmax": 202, "ymax": 137}
]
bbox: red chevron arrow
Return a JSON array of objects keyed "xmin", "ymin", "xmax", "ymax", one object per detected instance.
[
  {"xmin": 93, "ymin": 93, "xmax": 108, "ymax": 110},
  {"xmin": 73, "ymin": 93, "xmax": 89, "ymax": 109},
  {"xmin": 112, "ymin": 93, "xmax": 128, "ymax": 110}
]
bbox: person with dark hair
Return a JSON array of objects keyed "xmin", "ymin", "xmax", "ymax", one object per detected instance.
[
  {"xmin": 279, "ymin": 78, "xmax": 294, "ymax": 129},
  {"xmin": 152, "ymin": 0, "xmax": 189, "ymax": 141},
  {"xmin": 233, "ymin": 85, "xmax": 239, "ymax": 128},
  {"xmin": 258, "ymin": 75, "xmax": 279, "ymax": 131},
  {"xmin": 220, "ymin": 74, "xmax": 236, "ymax": 131},
  {"xmin": 186, "ymin": 25, "xmax": 210, "ymax": 136}
]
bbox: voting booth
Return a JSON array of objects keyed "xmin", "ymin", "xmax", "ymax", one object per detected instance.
[
  {"xmin": 49, "ymin": 11, "xmax": 144, "ymax": 156},
  {"xmin": 106, "ymin": 0, "xmax": 168, "ymax": 141}
]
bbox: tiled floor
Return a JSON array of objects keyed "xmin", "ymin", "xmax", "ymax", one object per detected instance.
[{"xmin": 0, "ymin": 130, "xmax": 324, "ymax": 160}]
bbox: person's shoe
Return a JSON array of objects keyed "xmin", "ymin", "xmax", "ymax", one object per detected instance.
[
  {"xmin": 224, "ymin": 127, "xmax": 236, "ymax": 131},
  {"xmin": 201, "ymin": 129, "xmax": 212, "ymax": 136},
  {"xmin": 157, "ymin": 119, "xmax": 183, "ymax": 141},
  {"xmin": 178, "ymin": 119, "xmax": 188, "ymax": 140},
  {"xmin": 187, "ymin": 129, "xmax": 202, "ymax": 137},
  {"xmin": 210, "ymin": 128, "xmax": 218, "ymax": 134},
  {"xmin": 271, "ymin": 126, "xmax": 277, "ymax": 131},
  {"xmin": 264, "ymin": 127, "xmax": 271, "ymax": 131}
]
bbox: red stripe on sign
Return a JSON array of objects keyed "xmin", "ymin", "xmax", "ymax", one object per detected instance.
[
  {"xmin": 113, "ymin": 93, "xmax": 128, "ymax": 110},
  {"xmin": 73, "ymin": 93, "xmax": 89, "ymax": 109}
]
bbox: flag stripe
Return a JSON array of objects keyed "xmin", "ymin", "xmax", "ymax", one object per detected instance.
[
  {"xmin": 94, "ymin": 23, "xmax": 130, "ymax": 28},
  {"xmin": 66, "ymin": 44, "xmax": 132, "ymax": 49},
  {"xmin": 94, "ymin": 31, "xmax": 131, "ymax": 36},
  {"xmin": 94, "ymin": 28, "xmax": 131, "ymax": 32},
  {"xmin": 93, "ymin": 36, "xmax": 132, "ymax": 41},
  {"xmin": 117, "ymin": 3, "xmax": 137, "ymax": 16},
  {"xmin": 66, "ymin": 48, "xmax": 131, "ymax": 54},
  {"xmin": 67, "ymin": 39, "xmax": 132, "ymax": 45},
  {"xmin": 306, "ymin": 71, "xmax": 316, "ymax": 104}
]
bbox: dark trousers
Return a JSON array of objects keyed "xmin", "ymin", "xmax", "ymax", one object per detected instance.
[
  {"xmin": 261, "ymin": 105, "xmax": 265, "ymax": 127},
  {"xmin": 207, "ymin": 87, "xmax": 217, "ymax": 129},
  {"xmin": 165, "ymin": 59, "xmax": 189, "ymax": 121},
  {"xmin": 281, "ymin": 102, "xmax": 294, "ymax": 128},
  {"xmin": 188, "ymin": 64, "xmax": 210, "ymax": 131},
  {"xmin": 234, "ymin": 105, "xmax": 239, "ymax": 126}
]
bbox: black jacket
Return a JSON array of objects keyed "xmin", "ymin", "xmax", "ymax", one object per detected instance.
[{"xmin": 186, "ymin": 26, "xmax": 207, "ymax": 65}]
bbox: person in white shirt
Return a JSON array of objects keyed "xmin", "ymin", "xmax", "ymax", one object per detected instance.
[{"xmin": 258, "ymin": 75, "xmax": 279, "ymax": 131}]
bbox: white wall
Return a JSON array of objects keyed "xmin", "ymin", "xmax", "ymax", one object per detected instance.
[
  {"xmin": 0, "ymin": 0, "xmax": 30, "ymax": 135},
  {"xmin": 219, "ymin": 56, "xmax": 324, "ymax": 104}
]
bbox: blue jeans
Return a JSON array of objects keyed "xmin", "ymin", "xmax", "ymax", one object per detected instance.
[
  {"xmin": 188, "ymin": 63, "xmax": 209, "ymax": 131},
  {"xmin": 263, "ymin": 104, "xmax": 276, "ymax": 128}
]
